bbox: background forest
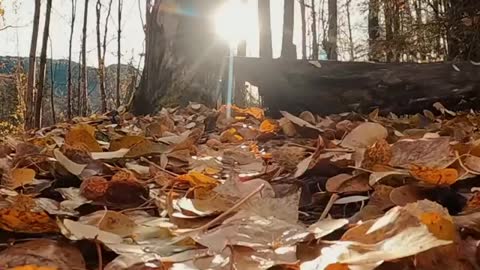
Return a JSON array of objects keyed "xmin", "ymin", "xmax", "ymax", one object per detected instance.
[{"xmin": 0, "ymin": 0, "xmax": 479, "ymax": 133}]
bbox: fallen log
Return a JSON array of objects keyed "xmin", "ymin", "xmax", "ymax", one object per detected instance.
[{"xmin": 233, "ymin": 57, "xmax": 480, "ymax": 116}]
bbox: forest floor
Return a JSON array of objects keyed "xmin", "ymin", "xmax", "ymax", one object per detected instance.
[{"xmin": 0, "ymin": 103, "xmax": 479, "ymax": 270}]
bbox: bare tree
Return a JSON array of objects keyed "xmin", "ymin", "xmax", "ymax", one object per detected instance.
[
  {"xmin": 345, "ymin": 0, "xmax": 354, "ymax": 60},
  {"xmin": 49, "ymin": 38, "xmax": 56, "ymax": 124},
  {"xmin": 116, "ymin": 0, "xmax": 123, "ymax": 109},
  {"xmin": 300, "ymin": 0, "xmax": 307, "ymax": 59},
  {"xmin": 368, "ymin": 0, "xmax": 379, "ymax": 61},
  {"xmin": 80, "ymin": 0, "xmax": 89, "ymax": 116},
  {"xmin": 95, "ymin": 0, "xmax": 107, "ymax": 113},
  {"xmin": 67, "ymin": 0, "xmax": 77, "ymax": 120},
  {"xmin": 34, "ymin": 0, "xmax": 52, "ymax": 128},
  {"xmin": 258, "ymin": 0, "xmax": 273, "ymax": 58},
  {"xmin": 281, "ymin": 0, "xmax": 296, "ymax": 59},
  {"xmin": 25, "ymin": 0, "xmax": 41, "ymax": 129},
  {"xmin": 311, "ymin": 0, "xmax": 318, "ymax": 60},
  {"xmin": 326, "ymin": 0, "xmax": 338, "ymax": 60}
]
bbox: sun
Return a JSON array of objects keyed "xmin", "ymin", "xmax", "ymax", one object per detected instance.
[{"xmin": 214, "ymin": 0, "xmax": 258, "ymax": 48}]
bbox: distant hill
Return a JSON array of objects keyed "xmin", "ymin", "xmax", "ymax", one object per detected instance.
[{"xmin": 0, "ymin": 56, "xmax": 138, "ymax": 112}]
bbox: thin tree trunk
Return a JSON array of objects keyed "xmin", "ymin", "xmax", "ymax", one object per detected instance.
[
  {"xmin": 368, "ymin": 0, "xmax": 380, "ymax": 61},
  {"xmin": 300, "ymin": 0, "xmax": 307, "ymax": 59},
  {"xmin": 34, "ymin": 0, "xmax": 52, "ymax": 128},
  {"xmin": 116, "ymin": 0, "xmax": 123, "ymax": 109},
  {"xmin": 77, "ymin": 51, "xmax": 81, "ymax": 115},
  {"xmin": 81, "ymin": 0, "xmax": 89, "ymax": 116},
  {"xmin": 311, "ymin": 0, "xmax": 318, "ymax": 60},
  {"xmin": 258, "ymin": 0, "xmax": 273, "ymax": 58},
  {"xmin": 327, "ymin": 0, "xmax": 338, "ymax": 60},
  {"xmin": 49, "ymin": 38, "xmax": 56, "ymax": 124},
  {"xmin": 281, "ymin": 0, "xmax": 296, "ymax": 59},
  {"xmin": 96, "ymin": 0, "xmax": 107, "ymax": 113},
  {"xmin": 346, "ymin": 0, "xmax": 354, "ymax": 60},
  {"xmin": 67, "ymin": 0, "xmax": 77, "ymax": 120},
  {"xmin": 25, "ymin": 0, "xmax": 41, "ymax": 129}
]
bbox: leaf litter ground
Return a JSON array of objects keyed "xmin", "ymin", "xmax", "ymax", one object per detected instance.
[{"xmin": 1, "ymin": 104, "xmax": 480, "ymax": 269}]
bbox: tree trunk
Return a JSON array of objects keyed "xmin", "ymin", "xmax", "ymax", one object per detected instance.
[
  {"xmin": 281, "ymin": 0, "xmax": 296, "ymax": 59},
  {"xmin": 258, "ymin": 0, "xmax": 273, "ymax": 58},
  {"xmin": 116, "ymin": 0, "xmax": 123, "ymax": 109},
  {"xmin": 131, "ymin": 0, "xmax": 226, "ymax": 115},
  {"xmin": 67, "ymin": 0, "xmax": 77, "ymax": 120},
  {"xmin": 50, "ymin": 39, "xmax": 56, "ymax": 124},
  {"xmin": 96, "ymin": 0, "xmax": 107, "ymax": 113},
  {"xmin": 346, "ymin": 0, "xmax": 354, "ymax": 60},
  {"xmin": 25, "ymin": 0, "xmax": 41, "ymax": 129},
  {"xmin": 368, "ymin": 0, "xmax": 380, "ymax": 61},
  {"xmin": 311, "ymin": 0, "xmax": 318, "ymax": 60},
  {"xmin": 234, "ymin": 57, "xmax": 480, "ymax": 116},
  {"xmin": 300, "ymin": 0, "xmax": 307, "ymax": 59},
  {"xmin": 80, "ymin": 0, "xmax": 89, "ymax": 116},
  {"xmin": 327, "ymin": 0, "xmax": 337, "ymax": 60},
  {"xmin": 34, "ymin": 0, "xmax": 52, "ymax": 128}
]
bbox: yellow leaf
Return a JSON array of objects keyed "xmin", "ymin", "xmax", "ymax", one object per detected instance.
[
  {"xmin": 420, "ymin": 212, "xmax": 456, "ymax": 241},
  {"xmin": 259, "ymin": 119, "xmax": 278, "ymax": 133},
  {"xmin": 9, "ymin": 168, "xmax": 35, "ymax": 188},
  {"xmin": 109, "ymin": 136, "xmax": 145, "ymax": 151},
  {"xmin": 178, "ymin": 172, "xmax": 219, "ymax": 187},
  {"xmin": 410, "ymin": 166, "xmax": 458, "ymax": 185},
  {"xmin": 65, "ymin": 125, "xmax": 102, "ymax": 152}
]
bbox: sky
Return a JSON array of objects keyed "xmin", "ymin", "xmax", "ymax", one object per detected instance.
[{"xmin": 0, "ymin": 0, "xmax": 368, "ymax": 67}]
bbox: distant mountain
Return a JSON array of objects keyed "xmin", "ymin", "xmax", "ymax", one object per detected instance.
[{"xmin": 0, "ymin": 56, "xmax": 138, "ymax": 112}]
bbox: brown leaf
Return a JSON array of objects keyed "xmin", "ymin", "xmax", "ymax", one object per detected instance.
[
  {"xmin": 325, "ymin": 173, "xmax": 372, "ymax": 194},
  {"xmin": 109, "ymin": 135, "xmax": 145, "ymax": 151},
  {"xmin": 7, "ymin": 168, "xmax": 36, "ymax": 189},
  {"xmin": 409, "ymin": 166, "xmax": 458, "ymax": 185},
  {"xmin": 389, "ymin": 137, "xmax": 456, "ymax": 169},
  {"xmin": 362, "ymin": 139, "xmax": 392, "ymax": 169},
  {"xmin": 0, "ymin": 239, "xmax": 86, "ymax": 270}
]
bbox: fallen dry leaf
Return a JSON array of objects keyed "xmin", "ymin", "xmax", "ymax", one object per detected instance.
[
  {"xmin": 341, "ymin": 122, "xmax": 388, "ymax": 149},
  {"xmin": 409, "ymin": 166, "xmax": 458, "ymax": 185}
]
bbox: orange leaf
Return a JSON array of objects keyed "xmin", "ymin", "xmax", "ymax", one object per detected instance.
[
  {"xmin": 259, "ymin": 119, "xmax": 278, "ymax": 133},
  {"xmin": 109, "ymin": 136, "xmax": 145, "ymax": 151},
  {"xmin": 410, "ymin": 166, "xmax": 458, "ymax": 185},
  {"xmin": 9, "ymin": 168, "xmax": 35, "ymax": 188},
  {"xmin": 12, "ymin": 266, "xmax": 57, "ymax": 270},
  {"xmin": 65, "ymin": 125, "xmax": 102, "ymax": 152},
  {"xmin": 326, "ymin": 263, "xmax": 350, "ymax": 270},
  {"xmin": 178, "ymin": 172, "xmax": 219, "ymax": 188},
  {"xmin": 0, "ymin": 207, "xmax": 59, "ymax": 234},
  {"xmin": 419, "ymin": 212, "xmax": 456, "ymax": 241},
  {"xmin": 232, "ymin": 105, "xmax": 265, "ymax": 119}
]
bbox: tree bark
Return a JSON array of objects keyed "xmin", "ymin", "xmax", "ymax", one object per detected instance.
[
  {"xmin": 25, "ymin": 0, "xmax": 41, "ymax": 129},
  {"xmin": 50, "ymin": 38, "xmax": 56, "ymax": 124},
  {"xmin": 258, "ymin": 0, "xmax": 273, "ymax": 58},
  {"xmin": 96, "ymin": 0, "xmax": 107, "ymax": 113},
  {"xmin": 131, "ymin": 0, "xmax": 226, "ymax": 115},
  {"xmin": 368, "ymin": 0, "xmax": 380, "ymax": 61},
  {"xmin": 326, "ymin": 0, "xmax": 337, "ymax": 60},
  {"xmin": 234, "ymin": 57, "xmax": 480, "ymax": 116},
  {"xmin": 34, "ymin": 0, "xmax": 52, "ymax": 128},
  {"xmin": 300, "ymin": 0, "xmax": 307, "ymax": 59},
  {"xmin": 281, "ymin": 0, "xmax": 296, "ymax": 59},
  {"xmin": 80, "ymin": 0, "xmax": 89, "ymax": 116},
  {"xmin": 67, "ymin": 0, "xmax": 77, "ymax": 120},
  {"xmin": 311, "ymin": 0, "xmax": 318, "ymax": 60},
  {"xmin": 116, "ymin": 0, "xmax": 123, "ymax": 109}
]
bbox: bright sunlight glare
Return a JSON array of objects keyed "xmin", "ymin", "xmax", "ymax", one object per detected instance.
[{"xmin": 214, "ymin": 0, "xmax": 256, "ymax": 47}]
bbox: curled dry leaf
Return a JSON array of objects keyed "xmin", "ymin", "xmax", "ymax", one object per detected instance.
[
  {"xmin": 362, "ymin": 139, "xmax": 391, "ymax": 169},
  {"xmin": 259, "ymin": 119, "xmax": 279, "ymax": 134},
  {"xmin": 308, "ymin": 218, "xmax": 349, "ymax": 239},
  {"xmin": 340, "ymin": 122, "xmax": 388, "ymax": 149},
  {"xmin": 280, "ymin": 111, "xmax": 323, "ymax": 133},
  {"xmin": 0, "ymin": 239, "xmax": 86, "ymax": 270},
  {"xmin": 279, "ymin": 117, "xmax": 297, "ymax": 137},
  {"xmin": 79, "ymin": 176, "xmax": 108, "ymax": 202}
]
